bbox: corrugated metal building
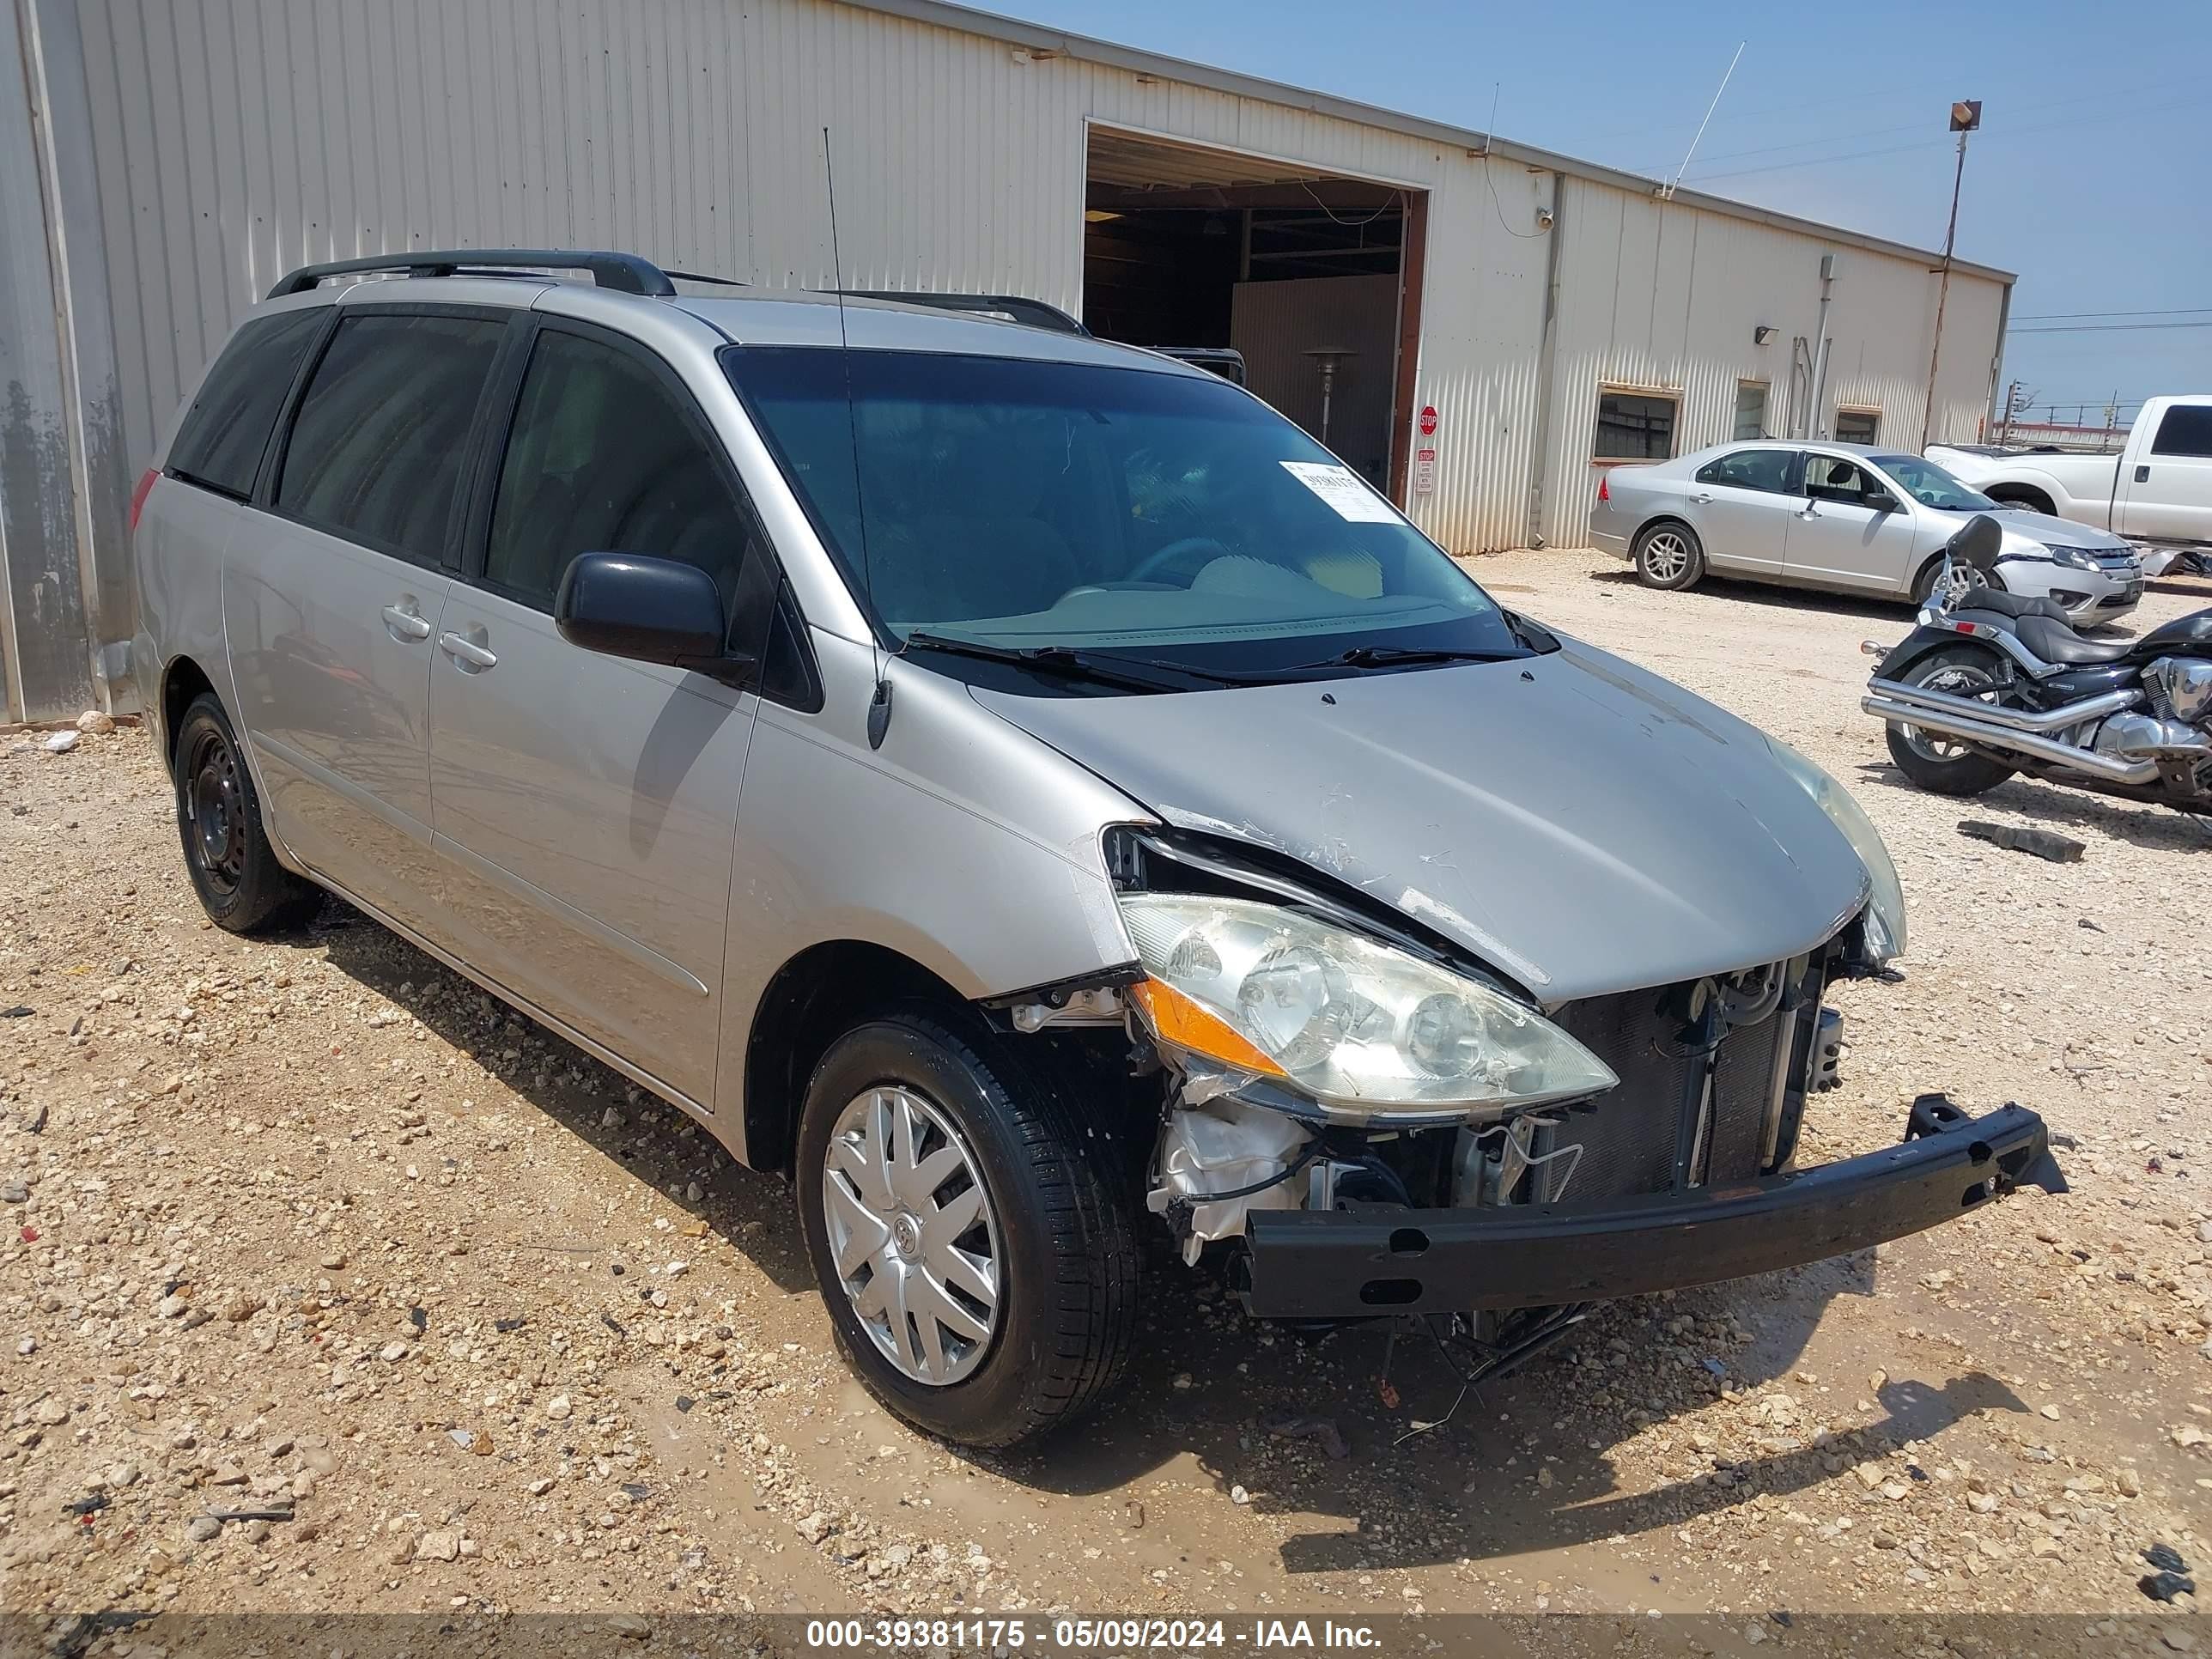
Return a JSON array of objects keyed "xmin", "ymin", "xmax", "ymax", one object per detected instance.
[{"xmin": 1, "ymin": 0, "xmax": 2013, "ymax": 722}]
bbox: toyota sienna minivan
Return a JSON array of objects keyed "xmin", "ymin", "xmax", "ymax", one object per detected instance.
[{"xmin": 131, "ymin": 249, "xmax": 2059, "ymax": 1447}]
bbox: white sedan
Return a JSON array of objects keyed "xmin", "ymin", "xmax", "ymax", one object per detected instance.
[{"xmin": 1589, "ymin": 441, "xmax": 2145, "ymax": 623}]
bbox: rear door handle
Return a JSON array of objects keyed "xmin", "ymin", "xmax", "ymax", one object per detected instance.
[
  {"xmin": 380, "ymin": 602, "xmax": 433, "ymax": 641},
  {"xmin": 438, "ymin": 631, "xmax": 498, "ymax": 670},
  {"xmin": 1690, "ymin": 492, "xmax": 1713, "ymax": 504}
]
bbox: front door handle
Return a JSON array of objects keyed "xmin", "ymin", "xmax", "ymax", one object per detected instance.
[
  {"xmin": 2135, "ymin": 465, "xmax": 2151, "ymax": 483},
  {"xmin": 1797, "ymin": 504, "xmax": 1821, "ymax": 519},
  {"xmin": 438, "ymin": 631, "xmax": 498, "ymax": 671},
  {"xmin": 380, "ymin": 602, "xmax": 433, "ymax": 641}
]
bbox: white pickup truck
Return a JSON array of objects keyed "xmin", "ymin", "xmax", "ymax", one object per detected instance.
[{"xmin": 1929, "ymin": 393, "xmax": 2212, "ymax": 570}]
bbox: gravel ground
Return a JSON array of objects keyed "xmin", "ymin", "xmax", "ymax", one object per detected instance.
[{"xmin": 3, "ymin": 550, "xmax": 2210, "ymax": 1640}]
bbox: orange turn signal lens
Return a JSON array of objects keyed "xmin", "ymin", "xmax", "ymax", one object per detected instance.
[{"xmin": 1129, "ymin": 979, "xmax": 1288, "ymax": 1079}]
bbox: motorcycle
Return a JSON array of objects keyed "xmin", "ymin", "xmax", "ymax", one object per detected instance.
[{"xmin": 1862, "ymin": 514, "xmax": 2212, "ymax": 813}]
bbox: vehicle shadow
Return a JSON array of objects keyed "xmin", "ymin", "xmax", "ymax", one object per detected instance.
[
  {"xmin": 2148, "ymin": 572, "xmax": 2209, "ymax": 600},
  {"xmin": 300, "ymin": 901, "xmax": 820, "ymax": 1297},
  {"xmin": 1585, "ymin": 566, "xmax": 1910, "ymax": 625},
  {"xmin": 1853, "ymin": 758, "xmax": 2210, "ymax": 854},
  {"xmin": 962, "ymin": 1240, "xmax": 1963, "ymax": 1576},
  {"xmin": 292, "ymin": 896, "xmax": 2006, "ymax": 1578}
]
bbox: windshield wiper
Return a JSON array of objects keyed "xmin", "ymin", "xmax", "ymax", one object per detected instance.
[
  {"xmin": 902, "ymin": 631, "xmax": 1267, "ymax": 691},
  {"xmin": 1328, "ymin": 644, "xmax": 1524, "ymax": 668}
]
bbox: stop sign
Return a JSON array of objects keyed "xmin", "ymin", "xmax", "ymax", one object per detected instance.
[{"xmin": 1418, "ymin": 404, "xmax": 1438, "ymax": 436}]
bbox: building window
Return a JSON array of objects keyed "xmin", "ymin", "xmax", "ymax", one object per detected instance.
[
  {"xmin": 1733, "ymin": 381, "xmax": 1769, "ymax": 441},
  {"xmin": 1834, "ymin": 407, "xmax": 1881, "ymax": 445},
  {"xmin": 1595, "ymin": 390, "xmax": 1679, "ymax": 462}
]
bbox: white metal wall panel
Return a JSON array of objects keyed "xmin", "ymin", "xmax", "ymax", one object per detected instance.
[
  {"xmin": 1539, "ymin": 175, "xmax": 2008, "ymax": 546},
  {"xmin": 68, "ymin": 0, "xmax": 2006, "ymax": 569}
]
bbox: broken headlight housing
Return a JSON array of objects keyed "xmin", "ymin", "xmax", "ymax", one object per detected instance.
[
  {"xmin": 1118, "ymin": 893, "xmax": 1617, "ymax": 1121},
  {"xmin": 1764, "ymin": 734, "xmax": 1907, "ymax": 963}
]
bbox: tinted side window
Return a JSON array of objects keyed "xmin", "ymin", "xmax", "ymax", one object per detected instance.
[
  {"xmin": 1695, "ymin": 449, "xmax": 1796, "ymax": 494},
  {"xmin": 167, "ymin": 310, "xmax": 327, "ymax": 498},
  {"xmin": 2152, "ymin": 404, "xmax": 2212, "ymax": 458},
  {"xmin": 1805, "ymin": 455, "xmax": 1875, "ymax": 502},
  {"xmin": 484, "ymin": 329, "xmax": 776, "ymax": 662},
  {"xmin": 276, "ymin": 313, "xmax": 507, "ymax": 564}
]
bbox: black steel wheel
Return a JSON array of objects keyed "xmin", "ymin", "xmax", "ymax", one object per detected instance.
[{"xmin": 171, "ymin": 693, "xmax": 322, "ymax": 933}]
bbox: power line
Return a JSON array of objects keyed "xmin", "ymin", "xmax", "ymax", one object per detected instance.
[
  {"xmin": 1677, "ymin": 96, "xmax": 2194, "ymax": 184},
  {"xmin": 2012, "ymin": 306, "xmax": 2212, "ymax": 321},
  {"xmin": 1683, "ymin": 137, "xmax": 1949, "ymax": 182},
  {"xmin": 2009, "ymin": 320, "xmax": 2212, "ymax": 335},
  {"xmin": 1626, "ymin": 73, "xmax": 2203, "ymax": 176}
]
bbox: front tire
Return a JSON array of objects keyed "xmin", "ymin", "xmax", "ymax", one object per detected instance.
[
  {"xmin": 1633, "ymin": 521, "xmax": 1705, "ymax": 591},
  {"xmin": 1883, "ymin": 647, "xmax": 2020, "ymax": 797},
  {"xmin": 795, "ymin": 1014, "xmax": 1138, "ymax": 1448},
  {"xmin": 171, "ymin": 693, "xmax": 322, "ymax": 933}
]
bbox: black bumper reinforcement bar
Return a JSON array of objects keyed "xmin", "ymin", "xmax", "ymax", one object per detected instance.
[{"xmin": 1241, "ymin": 1097, "xmax": 2063, "ymax": 1320}]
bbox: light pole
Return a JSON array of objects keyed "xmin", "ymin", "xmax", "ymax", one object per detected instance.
[{"xmin": 1920, "ymin": 99, "xmax": 1981, "ymax": 450}]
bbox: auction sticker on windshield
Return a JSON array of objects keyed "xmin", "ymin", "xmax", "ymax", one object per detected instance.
[{"xmin": 1280, "ymin": 460, "xmax": 1399, "ymax": 523}]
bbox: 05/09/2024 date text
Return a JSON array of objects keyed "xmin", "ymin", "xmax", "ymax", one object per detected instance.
[{"xmin": 804, "ymin": 1618, "xmax": 1383, "ymax": 1650}]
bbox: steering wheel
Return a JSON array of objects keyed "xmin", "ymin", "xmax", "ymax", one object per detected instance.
[{"xmin": 1127, "ymin": 536, "xmax": 1233, "ymax": 586}]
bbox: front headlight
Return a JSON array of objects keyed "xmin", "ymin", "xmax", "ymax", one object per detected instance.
[
  {"xmin": 1764, "ymin": 735, "xmax": 1907, "ymax": 962},
  {"xmin": 1117, "ymin": 894, "xmax": 1617, "ymax": 1120},
  {"xmin": 2051, "ymin": 545, "xmax": 2098, "ymax": 571}
]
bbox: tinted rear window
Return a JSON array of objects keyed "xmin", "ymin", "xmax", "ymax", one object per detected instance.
[
  {"xmin": 167, "ymin": 310, "xmax": 327, "ymax": 498},
  {"xmin": 276, "ymin": 313, "xmax": 506, "ymax": 564},
  {"xmin": 2152, "ymin": 404, "xmax": 2212, "ymax": 459},
  {"xmin": 1695, "ymin": 449, "xmax": 1796, "ymax": 494}
]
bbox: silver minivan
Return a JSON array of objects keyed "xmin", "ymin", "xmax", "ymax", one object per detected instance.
[{"xmin": 133, "ymin": 249, "xmax": 2059, "ymax": 1447}]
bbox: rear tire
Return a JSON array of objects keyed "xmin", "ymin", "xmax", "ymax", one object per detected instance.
[
  {"xmin": 795, "ymin": 1013, "xmax": 1138, "ymax": 1448},
  {"xmin": 171, "ymin": 693, "xmax": 323, "ymax": 933},
  {"xmin": 1883, "ymin": 647, "xmax": 2020, "ymax": 797},
  {"xmin": 1633, "ymin": 521, "xmax": 1705, "ymax": 591}
]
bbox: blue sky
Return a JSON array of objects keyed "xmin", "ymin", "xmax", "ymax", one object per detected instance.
[{"xmin": 1001, "ymin": 0, "xmax": 2210, "ymax": 428}]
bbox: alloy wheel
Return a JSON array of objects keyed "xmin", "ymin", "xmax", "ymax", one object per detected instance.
[
  {"xmin": 183, "ymin": 728, "xmax": 247, "ymax": 896},
  {"xmin": 1642, "ymin": 531, "xmax": 1691, "ymax": 584},
  {"xmin": 821, "ymin": 1085, "xmax": 1001, "ymax": 1385}
]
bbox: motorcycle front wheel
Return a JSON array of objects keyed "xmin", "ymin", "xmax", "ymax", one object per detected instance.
[{"xmin": 1884, "ymin": 646, "xmax": 2021, "ymax": 798}]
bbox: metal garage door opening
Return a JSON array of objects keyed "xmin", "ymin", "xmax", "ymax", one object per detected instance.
[{"xmin": 1082, "ymin": 127, "xmax": 1427, "ymax": 501}]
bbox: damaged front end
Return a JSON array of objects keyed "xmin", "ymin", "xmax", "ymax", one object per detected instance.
[{"xmin": 1000, "ymin": 825, "xmax": 2063, "ymax": 1324}]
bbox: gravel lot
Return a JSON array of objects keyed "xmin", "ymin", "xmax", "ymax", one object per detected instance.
[{"xmin": 3, "ymin": 550, "xmax": 2209, "ymax": 1638}]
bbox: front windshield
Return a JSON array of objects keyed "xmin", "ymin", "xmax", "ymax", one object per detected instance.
[
  {"xmin": 725, "ymin": 347, "xmax": 1519, "ymax": 672},
  {"xmin": 1871, "ymin": 453, "xmax": 1998, "ymax": 513}
]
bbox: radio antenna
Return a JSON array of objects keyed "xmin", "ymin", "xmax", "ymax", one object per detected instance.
[{"xmin": 823, "ymin": 126, "xmax": 892, "ymax": 748}]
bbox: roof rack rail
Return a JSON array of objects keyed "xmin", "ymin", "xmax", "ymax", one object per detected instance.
[
  {"xmin": 266, "ymin": 248, "xmax": 678, "ymax": 301},
  {"xmin": 840, "ymin": 290, "xmax": 1088, "ymax": 336}
]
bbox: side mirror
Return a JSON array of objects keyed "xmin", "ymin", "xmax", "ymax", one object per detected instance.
[
  {"xmin": 1864, "ymin": 487, "xmax": 1900, "ymax": 512},
  {"xmin": 555, "ymin": 553, "xmax": 750, "ymax": 679}
]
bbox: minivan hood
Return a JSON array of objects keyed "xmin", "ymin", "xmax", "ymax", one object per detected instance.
[{"xmin": 973, "ymin": 641, "xmax": 1870, "ymax": 1007}]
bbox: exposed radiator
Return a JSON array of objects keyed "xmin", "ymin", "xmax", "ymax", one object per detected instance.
[{"xmin": 1535, "ymin": 957, "xmax": 1826, "ymax": 1203}]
